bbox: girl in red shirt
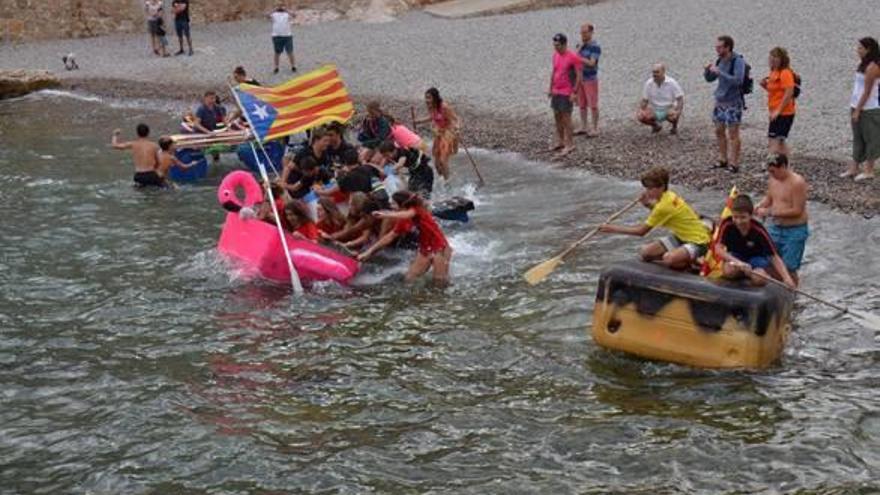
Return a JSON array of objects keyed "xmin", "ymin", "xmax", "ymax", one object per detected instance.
[
  {"xmin": 283, "ymin": 200, "xmax": 319, "ymax": 241},
  {"xmin": 367, "ymin": 191, "xmax": 452, "ymax": 285}
]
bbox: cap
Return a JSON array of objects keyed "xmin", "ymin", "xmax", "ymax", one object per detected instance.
[{"xmin": 552, "ymin": 33, "xmax": 567, "ymax": 44}]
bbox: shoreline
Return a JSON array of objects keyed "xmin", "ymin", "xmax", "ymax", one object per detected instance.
[{"xmin": 63, "ymin": 77, "xmax": 878, "ymax": 218}]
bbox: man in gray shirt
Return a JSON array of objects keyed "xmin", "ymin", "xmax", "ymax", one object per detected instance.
[{"xmin": 704, "ymin": 35, "xmax": 746, "ymax": 173}]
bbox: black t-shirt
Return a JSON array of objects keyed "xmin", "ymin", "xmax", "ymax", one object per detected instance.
[
  {"xmin": 293, "ymin": 144, "xmax": 332, "ymax": 171},
  {"xmin": 173, "ymin": 0, "xmax": 190, "ymax": 22},
  {"xmin": 337, "ymin": 165, "xmax": 380, "ymax": 194},
  {"xmin": 718, "ymin": 218, "xmax": 777, "ymax": 259},
  {"xmin": 325, "ymin": 140, "xmax": 357, "ymax": 167}
]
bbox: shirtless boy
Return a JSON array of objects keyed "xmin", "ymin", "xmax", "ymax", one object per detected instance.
[
  {"xmin": 755, "ymin": 153, "xmax": 809, "ymax": 286},
  {"xmin": 157, "ymin": 137, "xmax": 194, "ymax": 181},
  {"xmin": 111, "ymin": 123, "xmax": 163, "ymax": 187}
]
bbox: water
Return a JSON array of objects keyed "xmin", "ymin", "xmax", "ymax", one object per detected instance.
[{"xmin": 1, "ymin": 92, "xmax": 879, "ymax": 494}]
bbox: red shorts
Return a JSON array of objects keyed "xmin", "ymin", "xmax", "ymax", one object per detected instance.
[{"xmin": 577, "ymin": 79, "xmax": 599, "ymax": 109}]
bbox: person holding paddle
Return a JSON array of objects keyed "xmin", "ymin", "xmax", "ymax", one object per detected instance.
[
  {"xmin": 414, "ymin": 87, "xmax": 459, "ymax": 182},
  {"xmin": 598, "ymin": 167, "xmax": 710, "ymax": 270}
]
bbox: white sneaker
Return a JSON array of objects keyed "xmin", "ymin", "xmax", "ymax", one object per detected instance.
[{"xmin": 854, "ymin": 172, "xmax": 875, "ymax": 182}]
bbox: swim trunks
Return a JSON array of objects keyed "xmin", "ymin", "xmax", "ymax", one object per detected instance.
[
  {"xmin": 551, "ymin": 94, "xmax": 573, "ymax": 114},
  {"xmin": 768, "ymin": 114, "xmax": 795, "ymax": 140},
  {"xmin": 659, "ymin": 235, "xmax": 708, "ymax": 261},
  {"xmin": 712, "ymin": 102, "xmax": 743, "ymax": 126},
  {"xmin": 134, "ymin": 171, "xmax": 166, "ymax": 188},
  {"xmin": 653, "ymin": 107, "xmax": 669, "ymax": 123},
  {"xmin": 767, "ymin": 223, "xmax": 808, "ymax": 272}
]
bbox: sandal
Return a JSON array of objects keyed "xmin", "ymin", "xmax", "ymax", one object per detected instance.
[
  {"xmin": 854, "ymin": 172, "xmax": 875, "ymax": 182},
  {"xmin": 727, "ymin": 164, "xmax": 740, "ymax": 173},
  {"xmin": 711, "ymin": 161, "xmax": 729, "ymax": 170}
]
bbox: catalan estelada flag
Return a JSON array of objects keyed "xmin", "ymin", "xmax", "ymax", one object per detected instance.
[
  {"xmin": 233, "ymin": 65, "xmax": 354, "ymax": 142},
  {"xmin": 700, "ymin": 185, "xmax": 738, "ymax": 279}
]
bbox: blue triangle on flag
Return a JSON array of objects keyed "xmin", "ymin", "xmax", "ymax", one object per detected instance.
[{"xmin": 234, "ymin": 89, "xmax": 278, "ymax": 142}]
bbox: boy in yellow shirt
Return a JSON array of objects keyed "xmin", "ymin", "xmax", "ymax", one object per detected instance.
[{"xmin": 599, "ymin": 167, "xmax": 710, "ymax": 270}]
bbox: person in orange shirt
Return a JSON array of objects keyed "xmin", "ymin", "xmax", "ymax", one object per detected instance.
[
  {"xmin": 759, "ymin": 47, "xmax": 797, "ymax": 156},
  {"xmin": 284, "ymin": 200, "xmax": 319, "ymax": 241}
]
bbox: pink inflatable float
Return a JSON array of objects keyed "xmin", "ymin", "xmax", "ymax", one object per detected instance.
[{"xmin": 216, "ymin": 172, "xmax": 359, "ymax": 285}]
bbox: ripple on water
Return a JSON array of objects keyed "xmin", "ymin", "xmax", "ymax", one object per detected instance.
[{"xmin": 0, "ymin": 94, "xmax": 879, "ymax": 493}]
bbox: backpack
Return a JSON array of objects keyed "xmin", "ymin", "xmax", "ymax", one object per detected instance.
[
  {"xmin": 717, "ymin": 55, "xmax": 753, "ymax": 96},
  {"xmin": 792, "ymin": 71, "xmax": 802, "ymax": 99}
]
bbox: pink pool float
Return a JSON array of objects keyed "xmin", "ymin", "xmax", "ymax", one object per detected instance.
[{"xmin": 216, "ymin": 171, "xmax": 359, "ymax": 285}]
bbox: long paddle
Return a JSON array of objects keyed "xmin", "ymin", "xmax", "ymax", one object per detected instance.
[
  {"xmin": 524, "ymin": 197, "xmax": 641, "ymax": 285},
  {"xmin": 747, "ymin": 269, "xmax": 880, "ymax": 331}
]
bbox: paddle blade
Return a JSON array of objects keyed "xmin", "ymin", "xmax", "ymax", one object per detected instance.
[
  {"xmin": 523, "ymin": 256, "xmax": 563, "ymax": 285},
  {"xmin": 848, "ymin": 309, "xmax": 880, "ymax": 332}
]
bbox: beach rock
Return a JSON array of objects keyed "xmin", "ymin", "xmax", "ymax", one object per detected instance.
[{"xmin": 0, "ymin": 69, "xmax": 60, "ymax": 99}]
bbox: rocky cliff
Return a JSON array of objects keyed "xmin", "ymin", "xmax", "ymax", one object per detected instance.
[{"xmin": 0, "ymin": 0, "xmax": 442, "ymax": 41}]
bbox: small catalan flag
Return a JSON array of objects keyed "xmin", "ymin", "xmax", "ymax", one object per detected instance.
[{"xmin": 233, "ymin": 65, "xmax": 355, "ymax": 142}]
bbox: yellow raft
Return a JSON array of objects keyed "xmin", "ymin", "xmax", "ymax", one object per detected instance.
[{"xmin": 590, "ymin": 261, "xmax": 794, "ymax": 369}]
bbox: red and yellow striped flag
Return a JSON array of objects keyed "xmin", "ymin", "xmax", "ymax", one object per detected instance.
[
  {"xmin": 700, "ymin": 185, "xmax": 738, "ymax": 279},
  {"xmin": 233, "ymin": 65, "xmax": 354, "ymax": 142}
]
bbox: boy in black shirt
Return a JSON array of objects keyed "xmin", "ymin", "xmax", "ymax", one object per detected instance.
[{"xmin": 715, "ymin": 194, "xmax": 796, "ymax": 287}]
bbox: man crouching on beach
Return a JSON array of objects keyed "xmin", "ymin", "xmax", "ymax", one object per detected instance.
[
  {"xmin": 598, "ymin": 167, "xmax": 710, "ymax": 270},
  {"xmin": 111, "ymin": 124, "xmax": 164, "ymax": 187}
]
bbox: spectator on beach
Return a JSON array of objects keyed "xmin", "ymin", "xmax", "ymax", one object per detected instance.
[
  {"xmin": 144, "ymin": 0, "xmax": 166, "ymax": 57},
  {"xmin": 172, "ymin": 0, "xmax": 193, "ymax": 56},
  {"xmin": 840, "ymin": 37, "xmax": 880, "ymax": 181},
  {"xmin": 637, "ymin": 63, "xmax": 684, "ymax": 134},
  {"xmin": 547, "ymin": 33, "xmax": 582, "ymax": 158},
  {"xmin": 269, "ymin": 4, "xmax": 297, "ymax": 74},
  {"xmin": 755, "ymin": 153, "xmax": 809, "ymax": 287},
  {"xmin": 704, "ymin": 35, "xmax": 746, "ymax": 173},
  {"xmin": 575, "ymin": 23, "xmax": 601, "ymax": 137},
  {"xmin": 759, "ymin": 47, "xmax": 797, "ymax": 156}
]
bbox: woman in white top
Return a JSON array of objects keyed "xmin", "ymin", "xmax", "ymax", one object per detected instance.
[
  {"xmin": 841, "ymin": 37, "xmax": 880, "ymax": 181},
  {"xmin": 269, "ymin": 4, "xmax": 296, "ymax": 74}
]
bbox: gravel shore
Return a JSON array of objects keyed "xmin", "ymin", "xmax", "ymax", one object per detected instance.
[{"xmin": 1, "ymin": 0, "xmax": 877, "ymax": 215}]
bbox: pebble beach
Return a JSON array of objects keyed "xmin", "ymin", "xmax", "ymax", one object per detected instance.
[{"xmin": 1, "ymin": 0, "xmax": 877, "ymax": 214}]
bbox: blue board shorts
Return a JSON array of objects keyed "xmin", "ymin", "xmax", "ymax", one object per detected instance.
[
  {"xmin": 731, "ymin": 254, "xmax": 770, "ymax": 270},
  {"xmin": 767, "ymin": 223, "xmax": 809, "ymax": 272},
  {"xmin": 272, "ymin": 35, "xmax": 293, "ymax": 55},
  {"xmin": 653, "ymin": 107, "xmax": 669, "ymax": 122},
  {"xmin": 712, "ymin": 102, "xmax": 743, "ymax": 126}
]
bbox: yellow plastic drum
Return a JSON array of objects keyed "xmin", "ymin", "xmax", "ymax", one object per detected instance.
[{"xmin": 590, "ymin": 261, "xmax": 794, "ymax": 369}]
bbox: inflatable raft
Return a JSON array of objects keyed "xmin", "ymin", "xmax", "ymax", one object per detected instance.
[
  {"xmin": 591, "ymin": 261, "xmax": 794, "ymax": 369},
  {"xmin": 216, "ymin": 171, "xmax": 359, "ymax": 285},
  {"xmin": 170, "ymin": 148, "xmax": 209, "ymax": 182}
]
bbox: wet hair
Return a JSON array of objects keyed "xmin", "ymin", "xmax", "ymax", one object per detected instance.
[
  {"xmin": 425, "ymin": 87, "xmax": 442, "ymax": 108},
  {"xmin": 158, "ymin": 136, "xmax": 173, "ymax": 151},
  {"xmin": 233, "ymin": 66, "xmax": 246, "ymax": 76},
  {"xmin": 767, "ymin": 153, "xmax": 789, "ymax": 168},
  {"xmin": 731, "ymin": 194, "xmax": 754, "ymax": 214},
  {"xmin": 769, "ymin": 47, "xmax": 790, "ymax": 69},
  {"xmin": 284, "ymin": 200, "xmax": 312, "ymax": 227},
  {"xmin": 318, "ymin": 197, "xmax": 345, "ymax": 229},
  {"xmin": 718, "ymin": 35, "xmax": 734, "ymax": 51},
  {"xmin": 298, "ymin": 156, "xmax": 318, "ymax": 173},
  {"xmin": 377, "ymin": 140, "xmax": 397, "ymax": 155},
  {"xmin": 640, "ymin": 167, "xmax": 670, "ymax": 190},
  {"xmin": 348, "ymin": 192, "xmax": 371, "ymax": 218},
  {"xmin": 858, "ymin": 37, "xmax": 880, "ymax": 73},
  {"xmin": 136, "ymin": 123, "xmax": 150, "ymax": 137},
  {"xmin": 392, "ymin": 190, "xmax": 424, "ymax": 209}
]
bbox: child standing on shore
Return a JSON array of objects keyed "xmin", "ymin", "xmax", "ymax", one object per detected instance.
[{"xmin": 599, "ymin": 167, "xmax": 710, "ymax": 270}]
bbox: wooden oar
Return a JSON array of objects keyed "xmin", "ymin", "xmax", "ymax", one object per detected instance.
[
  {"xmin": 459, "ymin": 138, "xmax": 486, "ymax": 187},
  {"xmin": 748, "ymin": 270, "xmax": 880, "ymax": 331},
  {"xmin": 524, "ymin": 197, "xmax": 641, "ymax": 285}
]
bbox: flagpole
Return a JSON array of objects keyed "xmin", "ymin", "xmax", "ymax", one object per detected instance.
[{"xmin": 229, "ymin": 83, "xmax": 304, "ymax": 295}]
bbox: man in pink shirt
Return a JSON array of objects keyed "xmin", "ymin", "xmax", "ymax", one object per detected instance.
[{"xmin": 548, "ymin": 33, "xmax": 583, "ymax": 157}]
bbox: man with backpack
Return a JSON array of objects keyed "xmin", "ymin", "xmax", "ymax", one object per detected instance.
[{"xmin": 704, "ymin": 35, "xmax": 750, "ymax": 173}]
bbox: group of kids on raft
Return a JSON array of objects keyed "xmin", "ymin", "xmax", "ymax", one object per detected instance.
[{"xmin": 599, "ymin": 164, "xmax": 798, "ymax": 288}]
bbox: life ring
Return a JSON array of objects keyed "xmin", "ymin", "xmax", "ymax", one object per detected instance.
[{"xmin": 217, "ymin": 170, "xmax": 264, "ymax": 212}]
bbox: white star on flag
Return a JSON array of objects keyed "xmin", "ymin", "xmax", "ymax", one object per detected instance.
[{"xmin": 252, "ymin": 104, "xmax": 269, "ymax": 121}]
